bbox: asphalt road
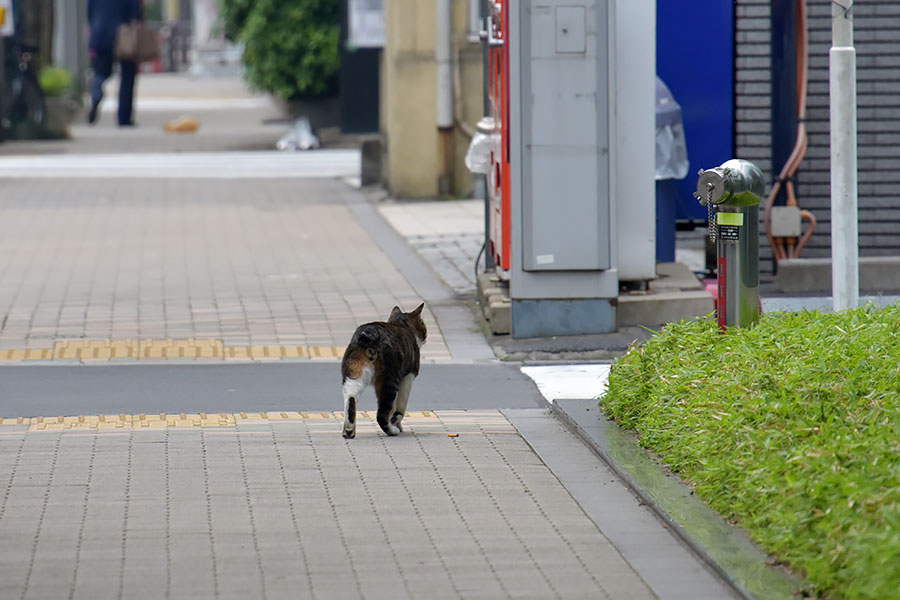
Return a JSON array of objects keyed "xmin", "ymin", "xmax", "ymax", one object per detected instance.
[{"xmin": 0, "ymin": 363, "xmax": 545, "ymax": 417}]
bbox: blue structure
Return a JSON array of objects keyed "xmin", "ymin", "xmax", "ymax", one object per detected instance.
[{"xmin": 656, "ymin": 0, "xmax": 734, "ymax": 221}]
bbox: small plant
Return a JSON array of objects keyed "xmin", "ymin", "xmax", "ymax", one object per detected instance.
[
  {"xmin": 38, "ymin": 66, "xmax": 72, "ymax": 97},
  {"xmin": 604, "ymin": 304, "xmax": 900, "ymax": 599}
]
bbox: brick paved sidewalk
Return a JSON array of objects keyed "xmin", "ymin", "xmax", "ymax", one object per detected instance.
[
  {"xmin": 378, "ymin": 199, "xmax": 484, "ymax": 296},
  {"xmin": 0, "ymin": 410, "xmax": 655, "ymax": 600},
  {"xmin": 0, "ymin": 177, "xmax": 452, "ymax": 362}
]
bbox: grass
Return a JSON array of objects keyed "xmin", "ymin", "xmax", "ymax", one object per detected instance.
[{"xmin": 603, "ymin": 303, "xmax": 900, "ymax": 600}]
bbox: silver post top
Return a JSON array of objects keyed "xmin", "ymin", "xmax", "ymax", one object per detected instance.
[{"xmin": 694, "ymin": 159, "xmax": 764, "ymax": 208}]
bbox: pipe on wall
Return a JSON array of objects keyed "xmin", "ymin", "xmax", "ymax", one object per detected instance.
[
  {"xmin": 436, "ymin": 0, "xmax": 453, "ymax": 195},
  {"xmin": 467, "ymin": 0, "xmax": 481, "ymax": 42}
]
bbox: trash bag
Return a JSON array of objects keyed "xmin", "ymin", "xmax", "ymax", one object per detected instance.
[
  {"xmin": 655, "ymin": 77, "xmax": 689, "ymax": 181},
  {"xmin": 276, "ymin": 117, "xmax": 320, "ymax": 151},
  {"xmin": 465, "ymin": 117, "xmax": 499, "ymax": 175}
]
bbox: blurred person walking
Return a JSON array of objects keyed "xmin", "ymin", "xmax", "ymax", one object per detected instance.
[{"xmin": 87, "ymin": 0, "xmax": 142, "ymax": 126}]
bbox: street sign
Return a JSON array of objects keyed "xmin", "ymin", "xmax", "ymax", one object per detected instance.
[{"xmin": 349, "ymin": 0, "xmax": 384, "ymax": 48}]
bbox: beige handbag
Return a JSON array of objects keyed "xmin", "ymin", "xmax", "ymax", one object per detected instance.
[{"xmin": 115, "ymin": 21, "xmax": 159, "ymax": 63}]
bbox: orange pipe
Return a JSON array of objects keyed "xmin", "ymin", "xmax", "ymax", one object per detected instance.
[{"xmin": 763, "ymin": 0, "xmax": 815, "ymax": 267}]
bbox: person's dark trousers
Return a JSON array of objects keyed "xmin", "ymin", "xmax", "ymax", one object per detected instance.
[
  {"xmin": 89, "ymin": 51, "xmax": 137, "ymax": 126},
  {"xmin": 89, "ymin": 50, "xmax": 113, "ymax": 123},
  {"xmin": 117, "ymin": 60, "xmax": 136, "ymax": 126}
]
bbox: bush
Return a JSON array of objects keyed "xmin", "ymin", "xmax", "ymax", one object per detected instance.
[
  {"xmin": 218, "ymin": 0, "xmax": 254, "ymax": 42},
  {"xmin": 220, "ymin": 0, "xmax": 339, "ymax": 101},
  {"xmin": 38, "ymin": 66, "xmax": 72, "ymax": 97},
  {"xmin": 604, "ymin": 305, "xmax": 900, "ymax": 599}
]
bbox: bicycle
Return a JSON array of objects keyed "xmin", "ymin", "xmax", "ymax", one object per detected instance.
[{"xmin": 1, "ymin": 37, "xmax": 47, "ymax": 139}]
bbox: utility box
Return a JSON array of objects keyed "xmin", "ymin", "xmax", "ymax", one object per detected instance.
[
  {"xmin": 509, "ymin": 0, "xmax": 618, "ymax": 337},
  {"xmin": 521, "ymin": 4, "xmax": 611, "ymax": 272}
]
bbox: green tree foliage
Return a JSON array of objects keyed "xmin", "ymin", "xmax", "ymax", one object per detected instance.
[
  {"xmin": 217, "ymin": 0, "xmax": 254, "ymax": 42},
  {"xmin": 219, "ymin": 0, "xmax": 339, "ymax": 100}
]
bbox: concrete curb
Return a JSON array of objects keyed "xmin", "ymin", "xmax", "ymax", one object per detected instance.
[
  {"xmin": 340, "ymin": 186, "xmax": 496, "ymax": 364},
  {"xmin": 549, "ymin": 398, "xmax": 806, "ymax": 600}
]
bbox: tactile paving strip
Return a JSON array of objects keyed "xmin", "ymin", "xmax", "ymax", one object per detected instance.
[
  {"xmin": 0, "ymin": 339, "xmax": 455, "ymax": 363},
  {"xmin": 0, "ymin": 411, "xmax": 453, "ymax": 432},
  {"xmin": 0, "ymin": 339, "xmax": 347, "ymax": 362}
]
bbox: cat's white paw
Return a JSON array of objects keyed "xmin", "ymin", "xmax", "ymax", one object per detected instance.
[
  {"xmin": 342, "ymin": 424, "xmax": 356, "ymax": 439},
  {"xmin": 386, "ymin": 424, "xmax": 400, "ymax": 436},
  {"xmin": 391, "ymin": 413, "xmax": 404, "ymax": 432}
]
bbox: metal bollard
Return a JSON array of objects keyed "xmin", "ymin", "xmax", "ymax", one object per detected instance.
[{"xmin": 694, "ymin": 159, "xmax": 764, "ymax": 329}]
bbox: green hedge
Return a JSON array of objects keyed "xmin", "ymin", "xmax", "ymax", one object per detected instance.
[
  {"xmin": 219, "ymin": 0, "xmax": 339, "ymax": 100},
  {"xmin": 218, "ymin": 0, "xmax": 254, "ymax": 42},
  {"xmin": 604, "ymin": 305, "xmax": 900, "ymax": 599}
]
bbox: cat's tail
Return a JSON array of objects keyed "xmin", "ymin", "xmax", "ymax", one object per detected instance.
[{"xmin": 354, "ymin": 328, "xmax": 380, "ymax": 361}]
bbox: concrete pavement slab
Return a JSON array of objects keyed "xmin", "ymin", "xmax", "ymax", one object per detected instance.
[
  {"xmin": 552, "ymin": 398, "xmax": 804, "ymax": 600},
  {"xmin": 0, "ymin": 150, "xmax": 361, "ymax": 179},
  {"xmin": 505, "ymin": 409, "xmax": 738, "ymax": 600},
  {"xmin": 0, "ymin": 363, "xmax": 544, "ymax": 417}
]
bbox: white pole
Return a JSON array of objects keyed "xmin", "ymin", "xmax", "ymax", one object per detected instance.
[
  {"xmin": 435, "ymin": 0, "xmax": 453, "ymax": 129},
  {"xmin": 830, "ymin": 1, "xmax": 858, "ymax": 311}
]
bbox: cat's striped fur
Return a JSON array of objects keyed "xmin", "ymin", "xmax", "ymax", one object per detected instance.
[{"xmin": 341, "ymin": 303, "xmax": 426, "ymax": 439}]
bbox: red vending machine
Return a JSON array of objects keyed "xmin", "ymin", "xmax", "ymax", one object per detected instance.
[{"xmin": 487, "ymin": 1, "xmax": 511, "ymax": 274}]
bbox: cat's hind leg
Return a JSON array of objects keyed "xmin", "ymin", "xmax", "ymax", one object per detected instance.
[
  {"xmin": 341, "ymin": 370, "xmax": 372, "ymax": 439},
  {"xmin": 342, "ymin": 393, "xmax": 357, "ymax": 439},
  {"xmin": 391, "ymin": 373, "xmax": 415, "ymax": 433},
  {"xmin": 341, "ymin": 348, "xmax": 374, "ymax": 439},
  {"xmin": 375, "ymin": 378, "xmax": 401, "ymax": 436}
]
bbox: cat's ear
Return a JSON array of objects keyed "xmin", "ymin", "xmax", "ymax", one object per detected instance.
[
  {"xmin": 389, "ymin": 306, "xmax": 403, "ymax": 320},
  {"xmin": 411, "ymin": 303, "xmax": 425, "ymax": 317}
]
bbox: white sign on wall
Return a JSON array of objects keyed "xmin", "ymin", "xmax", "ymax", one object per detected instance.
[{"xmin": 349, "ymin": 0, "xmax": 383, "ymax": 48}]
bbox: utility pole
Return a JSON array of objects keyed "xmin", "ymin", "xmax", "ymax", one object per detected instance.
[
  {"xmin": 54, "ymin": 0, "xmax": 88, "ymax": 98},
  {"xmin": 829, "ymin": 1, "xmax": 858, "ymax": 311},
  {"xmin": 0, "ymin": 0, "xmax": 10, "ymax": 142}
]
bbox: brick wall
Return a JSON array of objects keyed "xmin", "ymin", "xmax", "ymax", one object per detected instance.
[{"xmin": 735, "ymin": 0, "xmax": 900, "ymax": 268}]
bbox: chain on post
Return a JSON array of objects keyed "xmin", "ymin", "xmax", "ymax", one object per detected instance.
[{"xmin": 707, "ymin": 185, "xmax": 717, "ymax": 243}]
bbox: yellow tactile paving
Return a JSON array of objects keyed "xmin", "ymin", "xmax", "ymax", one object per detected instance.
[
  {"xmin": 308, "ymin": 346, "xmax": 344, "ymax": 359},
  {"xmin": 52, "ymin": 339, "xmax": 226, "ymax": 359},
  {"xmin": 0, "ymin": 339, "xmax": 361, "ymax": 362},
  {"xmin": 0, "ymin": 410, "xmax": 441, "ymax": 432}
]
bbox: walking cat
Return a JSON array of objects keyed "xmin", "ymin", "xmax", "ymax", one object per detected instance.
[{"xmin": 341, "ymin": 303, "xmax": 427, "ymax": 439}]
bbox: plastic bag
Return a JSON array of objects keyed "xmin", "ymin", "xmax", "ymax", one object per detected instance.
[
  {"xmin": 655, "ymin": 77, "xmax": 689, "ymax": 180},
  {"xmin": 465, "ymin": 126, "xmax": 498, "ymax": 175},
  {"xmin": 276, "ymin": 117, "xmax": 320, "ymax": 151},
  {"xmin": 655, "ymin": 121, "xmax": 689, "ymax": 180}
]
